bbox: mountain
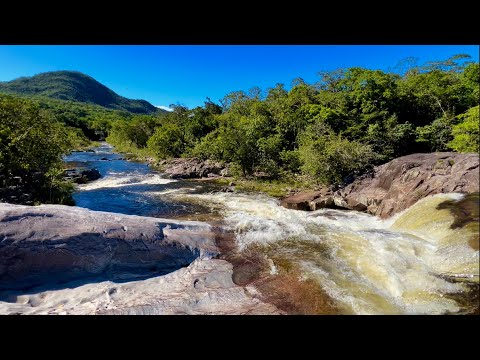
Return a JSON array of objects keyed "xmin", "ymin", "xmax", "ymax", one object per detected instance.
[{"xmin": 0, "ymin": 71, "xmax": 159, "ymax": 114}]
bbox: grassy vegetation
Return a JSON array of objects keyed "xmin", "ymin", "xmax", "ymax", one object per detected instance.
[
  {"xmin": 74, "ymin": 140, "xmax": 101, "ymax": 151},
  {"xmin": 233, "ymin": 178, "xmax": 314, "ymax": 198},
  {"xmin": 205, "ymin": 175, "xmax": 316, "ymax": 198}
]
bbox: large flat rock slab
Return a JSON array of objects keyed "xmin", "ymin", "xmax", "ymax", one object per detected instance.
[
  {"xmin": 0, "ymin": 203, "xmax": 217, "ymax": 290},
  {"xmin": 0, "ymin": 258, "xmax": 281, "ymax": 315}
]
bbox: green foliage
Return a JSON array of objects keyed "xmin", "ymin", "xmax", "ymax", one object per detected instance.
[
  {"xmin": 448, "ymin": 106, "xmax": 480, "ymax": 153},
  {"xmin": 415, "ymin": 116, "xmax": 456, "ymax": 152},
  {"xmin": 147, "ymin": 123, "xmax": 185, "ymax": 159},
  {"xmin": 298, "ymin": 123, "xmax": 377, "ymax": 185},
  {"xmin": 115, "ymin": 54, "xmax": 475, "ymax": 185},
  {"xmin": 2, "ymin": 54, "xmax": 476, "ymax": 201},
  {"xmin": 0, "ymin": 95, "xmax": 74, "ymax": 204}
]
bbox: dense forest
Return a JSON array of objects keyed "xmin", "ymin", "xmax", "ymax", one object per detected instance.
[
  {"xmin": 0, "ymin": 55, "xmax": 478, "ymax": 205},
  {"xmin": 107, "ymin": 55, "xmax": 479, "ymax": 184}
]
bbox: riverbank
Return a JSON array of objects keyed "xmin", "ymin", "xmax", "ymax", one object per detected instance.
[
  {"xmin": 280, "ymin": 152, "xmax": 480, "ymax": 218},
  {"xmin": 119, "ymin": 150, "xmax": 480, "ymax": 219}
]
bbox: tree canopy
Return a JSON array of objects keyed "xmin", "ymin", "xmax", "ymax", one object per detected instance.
[{"xmin": 1, "ymin": 54, "xmax": 478, "ymax": 206}]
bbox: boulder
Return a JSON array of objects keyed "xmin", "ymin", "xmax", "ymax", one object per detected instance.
[
  {"xmin": 164, "ymin": 158, "xmax": 229, "ymax": 179},
  {"xmin": 64, "ymin": 168, "xmax": 101, "ymax": 184},
  {"xmin": 309, "ymin": 196, "xmax": 334, "ymax": 211},
  {"xmin": 80, "ymin": 168, "xmax": 101, "ymax": 182},
  {"xmin": 280, "ymin": 187, "xmax": 334, "ymax": 211},
  {"xmin": 339, "ymin": 152, "xmax": 479, "ymax": 218},
  {"xmin": 280, "ymin": 153, "xmax": 479, "ymax": 218},
  {"xmin": 280, "ymin": 191, "xmax": 323, "ymax": 211}
]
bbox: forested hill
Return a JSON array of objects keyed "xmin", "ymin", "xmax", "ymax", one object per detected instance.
[{"xmin": 0, "ymin": 71, "xmax": 158, "ymax": 114}]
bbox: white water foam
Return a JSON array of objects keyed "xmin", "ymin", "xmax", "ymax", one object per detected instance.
[
  {"xmin": 78, "ymin": 173, "xmax": 175, "ymax": 191},
  {"xmin": 174, "ymin": 191, "xmax": 478, "ymax": 314}
]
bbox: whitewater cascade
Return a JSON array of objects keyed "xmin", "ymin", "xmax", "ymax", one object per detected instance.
[{"xmin": 172, "ymin": 191, "xmax": 478, "ymax": 314}]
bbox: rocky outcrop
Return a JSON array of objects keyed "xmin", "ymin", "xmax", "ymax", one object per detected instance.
[
  {"xmin": 0, "ymin": 257, "xmax": 281, "ymax": 315},
  {"xmin": 281, "ymin": 153, "xmax": 479, "ymax": 218},
  {"xmin": 281, "ymin": 189, "xmax": 334, "ymax": 211},
  {"xmin": 64, "ymin": 168, "xmax": 101, "ymax": 184},
  {"xmin": 341, "ymin": 152, "xmax": 479, "ymax": 218},
  {"xmin": 0, "ymin": 203, "xmax": 216, "ymax": 291},
  {"xmin": 162, "ymin": 158, "xmax": 229, "ymax": 179}
]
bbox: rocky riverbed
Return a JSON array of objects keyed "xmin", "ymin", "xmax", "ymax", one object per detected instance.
[{"xmin": 1, "ymin": 145, "xmax": 478, "ymax": 315}]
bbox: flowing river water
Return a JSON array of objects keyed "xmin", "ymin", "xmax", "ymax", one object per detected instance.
[{"xmin": 64, "ymin": 143, "xmax": 479, "ymax": 315}]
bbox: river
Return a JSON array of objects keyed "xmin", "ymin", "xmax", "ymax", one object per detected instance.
[{"xmin": 64, "ymin": 143, "xmax": 479, "ymax": 315}]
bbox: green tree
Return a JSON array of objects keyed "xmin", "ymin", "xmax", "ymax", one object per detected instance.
[
  {"xmin": 147, "ymin": 123, "xmax": 185, "ymax": 159},
  {"xmin": 448, "ymin": 106, "xmax": 479, "ymax": 153},
  {"xmin": 298, "ymin": 122, "xmax": 377, "ymax": 185},
  {"xmin": 0, "ymin": 95, "xmax": 74, "ymax": 204}
]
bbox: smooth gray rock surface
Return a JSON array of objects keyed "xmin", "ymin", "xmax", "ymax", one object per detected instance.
[
  {"xmin": 0, "ymin": 203, "xmax": 216, "ymax": 290},
  {"xmin": 0, "ymin": 204, "xmax": 280, "ymax": 315}
]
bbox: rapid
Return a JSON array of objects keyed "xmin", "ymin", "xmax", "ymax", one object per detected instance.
[{"xmin": 64, "ymin": 143, "xmax": 479, "ymax": 314}]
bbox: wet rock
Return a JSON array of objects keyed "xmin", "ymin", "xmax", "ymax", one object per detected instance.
[
  {"xmin": 281, "ymin": 191, "xmax": 321, "ymax": 211},
  {"xmin": 64, "ymin": 168, "xmax": 101, "ymax": 184},
  {"xmin": 100, "ymin": 157, "xmax": 109, "ymax": 161},
  {"xmin": 80, "ymin": 169, "xmax": 101, "ymax": 182},
  {"xmin": 221, "ymin": 186, "xmax": 235, "ymax": 193},
  {"xmin": 309, "ymin": 196, "xmax": 334, "ymax": 211},
  {"xmin": 280, "ymin": 188, "xmax": 333, "ymax": 211}
]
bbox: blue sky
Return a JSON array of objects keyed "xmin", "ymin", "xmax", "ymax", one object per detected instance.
[{"xmin": 0, "ymin": 45, "xmax": 478, "ymax": 109}]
